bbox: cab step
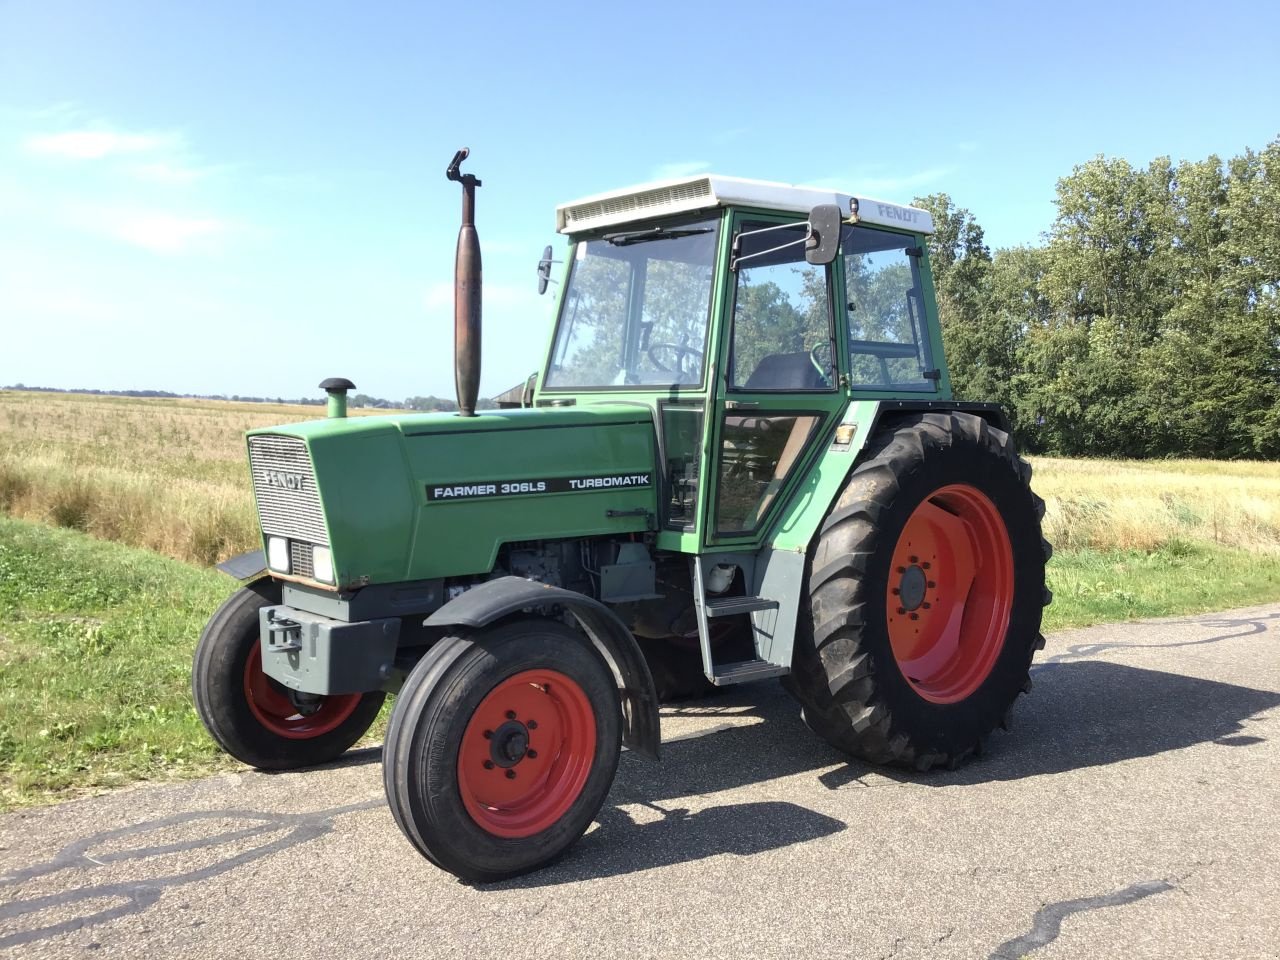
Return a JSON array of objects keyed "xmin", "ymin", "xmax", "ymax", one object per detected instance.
[
  {"xmin": 691, "ymin": 554, "xmax": 798, "ymax": 687},
  {"xmin": 710, "ymin": 659, "xmax": 790, "ymax": 686},
  {"xmin": 704, "ymin": 595, "xmax": 779, "ymax": 618}
]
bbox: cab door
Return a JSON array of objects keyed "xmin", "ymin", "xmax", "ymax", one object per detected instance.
[{"xmin": 701, "ymin": 210, "xmax": 848, "ymax": 547}]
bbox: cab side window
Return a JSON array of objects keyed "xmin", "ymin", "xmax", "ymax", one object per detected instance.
[
  {"xmin": 843, "ymin": 225, "xmax": 937, "ymax": 390},
  {"xmin": 729, "ymin": 221, "xmax": 834, "ymax": 391}
]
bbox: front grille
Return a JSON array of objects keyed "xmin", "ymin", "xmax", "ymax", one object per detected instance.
[
  {"xmin": 247, "ymin": 435, "xmax": 329, "ymax": 546},
  {"xmin": 289, "ymin": 541, "xmax": 315, "ymax": 580}
]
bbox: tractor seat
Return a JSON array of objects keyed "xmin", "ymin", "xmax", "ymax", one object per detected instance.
[{"xmin": 744, "ymin": 352, "xmax": 826, "ymax": 390}]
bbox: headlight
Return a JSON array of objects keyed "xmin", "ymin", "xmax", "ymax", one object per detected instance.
[
  {"xmin": 312, "ymin": 545, "xmax": 334, "ymax": 584},
  {"xmin": 267, "ymin": 536, "xmax": 290, "ymax": 573}
]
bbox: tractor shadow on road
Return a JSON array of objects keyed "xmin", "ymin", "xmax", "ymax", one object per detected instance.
[
  {"xmin": 505, "ymin": 658, "xmax": 1279, "ymax": 885},
  {"xmin": 881, "ymin": 659, "xmax": 1280, "ymax": 788}
]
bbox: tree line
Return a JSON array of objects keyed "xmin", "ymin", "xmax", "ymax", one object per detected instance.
[{"xmin": 916, "ymin": 135, "xmax": 1280, "ymax": 458}]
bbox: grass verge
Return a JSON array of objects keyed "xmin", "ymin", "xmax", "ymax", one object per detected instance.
[
  {"xmin": 2, "ymin": 515, "xmax": 1279, "ymax": 810},
  {"xmin": 1043, "ymin": 542, "xmax": 1280, "ymax": 630},
  {"xmin": 0, "ymin": 515, "xmax": 237, "ymax": 809}
]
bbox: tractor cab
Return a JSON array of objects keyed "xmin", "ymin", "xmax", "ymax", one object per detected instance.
[{"xmin": 531, "ymin": 175, "xmax": 946, "ymax": 552}]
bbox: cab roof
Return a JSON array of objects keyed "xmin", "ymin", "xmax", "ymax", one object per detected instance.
[{"xmin": 555, "ymin": 174, "xmax": 934, "ymax": 236}]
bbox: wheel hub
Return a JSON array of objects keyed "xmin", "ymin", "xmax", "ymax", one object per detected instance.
[
  {"xmin": 898, "ymin": 565, "xmax": 927, "ymax": 611},
  {"xmin": 490, "ymin": 719, "xmax": 530, "ymax": 767},
  {"xmin": 457, "ymin": 669, "xmax": 597, "ymax": 839},
  {"xmin": 884, "ymin": 483, "xmax": 1015, "ymax": 704}
]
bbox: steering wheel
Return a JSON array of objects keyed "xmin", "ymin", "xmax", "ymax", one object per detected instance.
[
  {"xmin": 809, "ymin": 341, "xmax": 834, "ymax": 385},
  {"xmin": 647, "ymin": 342, "xmax": 704, "ymax": 377}
]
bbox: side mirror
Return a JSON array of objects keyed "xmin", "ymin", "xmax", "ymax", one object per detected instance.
[
  {"xmin": 537, "ymin": 244, "xmax": 559, "ymax": 295},
  {"xmin": 805, "ymin": 204, "xmax": 842, "ymax": 265}
]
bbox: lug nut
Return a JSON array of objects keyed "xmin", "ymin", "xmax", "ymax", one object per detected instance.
[
  {"xmin": 909, "ymin": 555, "xmax": 918, "ymax": 564},
  {"xmin": 922, "ymin": 562, "xmax": 931, "ymax": 570},
  {"xmin": 483, "ymin": 760, "xmax": 494, "ymax": 769},
  {"xmin": 483, "ymin": 729, "xmax": 493, "ymax": 739},
  {"xmin": 922, "ymin": 602, "xmax": 931, "ymax": 610},
  {"xmin": 891, "ymin": 587, "xmax": 900, "ymax": 596},
  {"xmin": 527, "ymin": 720, "xmax": 538, "ymax": 730},
  {"xmin": 506, "ymin": 710, "xmax": 517, "ymax": 720},
  {"xmin": 909, "ymin": 612, "xmax": 919, "ymax": 621},
  {"xmin": 527, "ymin": 749, "xmax": 538, "ymax": 759},
  {"xmin": 897, "ymin": 566, "xmax": 906, "ymax": 574},
  {"xmin": 505, "ymin": 769, "xmax": 516, "ymax": 780},
  {"xmin": 897, "ymin": 607, "xmax": 906, "ymax": 615},
  {"xmin": 927, "ymin": 581, "xmax": 936, "ymax": 589}
]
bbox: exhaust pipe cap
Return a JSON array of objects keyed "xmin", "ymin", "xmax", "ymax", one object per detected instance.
[{"xmin": 320, "ymin": 377, "xmax": 356, "ymax": 419}]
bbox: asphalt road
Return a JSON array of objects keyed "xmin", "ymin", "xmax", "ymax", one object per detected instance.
[{"xmin": 3, "ymin": 604, "xmax": 1279, "ymax": 959}]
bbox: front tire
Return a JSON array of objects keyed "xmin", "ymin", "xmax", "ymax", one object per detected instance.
[
  {"xmin": 383, "ymin": 619, "xmax": 621, "ymax": 882},
  {"xmin": 192, "ymin": 582, "xmax": 385, "ymax": 770},
  {"xmin": 786, "ymin": 411, "xmax": 1052, "ymax": 770}
]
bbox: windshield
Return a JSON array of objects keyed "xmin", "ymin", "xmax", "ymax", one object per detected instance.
[{"xmin": 544, "ymin": 217, "xmax": 720, "ymax": 389}]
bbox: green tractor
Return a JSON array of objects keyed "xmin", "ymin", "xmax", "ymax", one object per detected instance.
[{"xmin": 193, "ymin": 149, "xmax": 1051, "ymax": 881}]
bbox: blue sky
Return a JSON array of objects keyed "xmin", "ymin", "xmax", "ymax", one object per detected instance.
[{"xmin": 2, "ymin": 0, "xmax": 1277, "ymax": 402}]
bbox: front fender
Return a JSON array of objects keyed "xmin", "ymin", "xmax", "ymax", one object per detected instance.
[
  {"xmin": 425, "ymin": 577, "xmax": 661, "ymax": 760},
  {"xmin": 215, "ymin": 549, "xmax": 267, "ymax": 582}
]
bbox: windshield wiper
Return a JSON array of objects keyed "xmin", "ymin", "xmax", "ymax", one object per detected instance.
[{"xmin": 603, "ymin": 227, "xmax": 713, "ymax": 247}]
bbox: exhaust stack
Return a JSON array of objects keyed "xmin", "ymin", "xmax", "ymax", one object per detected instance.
[{"xmin": 447, "ymin": 148, "xmax": 482, "ymax": 417}]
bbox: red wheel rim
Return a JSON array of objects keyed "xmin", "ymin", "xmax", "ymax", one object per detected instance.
[
  {"xmin": 885, "ymin": 483, "xmax": 1014, "ymax": 704},
  {"xmin": 457, "ymin": 670, "xmax": 596, "ymax": 839},
  {"xmin": 242, "ymin": 645, "xmax": 363, "ymax": 739}
]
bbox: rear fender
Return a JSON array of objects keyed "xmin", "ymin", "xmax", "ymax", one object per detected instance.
[
  {"xmin": 424, "ymin": 577, "xmax": 661, "ymax": 760},
  {"xmin": 768, "ymin": 400, "xmax": 1016, "ymax": 558},
  {"xmin": 870, "ymin": 399, "xmax": 1011, "ymax": 434}
]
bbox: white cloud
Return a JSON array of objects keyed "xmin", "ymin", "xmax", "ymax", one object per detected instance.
[
  {"xmin": 808, "ymin": 167, "xmax": 953, "ymax": 198},
  {"xmin": 24, "ymin": 129, "xmax": 179, "ymax": 160},
  {"xmin": 12, "ymin": 115, "xmax": 242, "ymax": 254},
  {"xmin": 23, "ymin": 123, "xmax": 216, "ymax": 187},
  {"xmin": 109, "ymin": 213, "xmax": 229, "ymax": 254},
  {"xmin": 650, "ymin": 160, "xmax": 711, "ymax": 180},
  {"xmin": 59, "ymin": 204, "xmax": 232, "ymax": 254},
  {"xmin": 855, "ymin": 167, "xmax": 952, "ymax": 195},
  {"xmin": 129, "ymin": 160, "xmax": 220, "ymax": 185}
]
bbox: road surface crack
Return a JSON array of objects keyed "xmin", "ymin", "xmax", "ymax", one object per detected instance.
[{"xmin": 988, "ymin": 879, "xmax": 1176, "ymax": 959}]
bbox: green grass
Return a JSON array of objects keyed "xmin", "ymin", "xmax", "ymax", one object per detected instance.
[
  {"xmin": 0, "ymin": 514, "xmax": 240, "ymax": 809},
  {"xmin": 1043, "ymin": 541, "xmax": 1280, "ymax": 629},
  {"xmin": 2, "ymin": 514, "xmax": 1279, "ymax": 811}
]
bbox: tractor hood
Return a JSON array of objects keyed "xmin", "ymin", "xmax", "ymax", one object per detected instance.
[{"xmin": 245, "ymin": 404, "xmax": 658, "ymax": 590}]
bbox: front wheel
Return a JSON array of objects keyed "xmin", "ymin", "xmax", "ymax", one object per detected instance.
[
  {"xmin": 192, "ymin": 582, "xmax": 385, "ymax": 770},
  {"xmin": 786, "ymin": 411, "xmax": 1052, "ymax": 770},
  {"xmin": 383, "ymin": 619, "xmax": 621, "ymax": 882}
]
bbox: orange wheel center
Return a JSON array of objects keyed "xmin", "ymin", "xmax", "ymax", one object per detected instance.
[
  {"xmin": 457, "ymin": 670, "xmax": 596, "ymax": 839},
  {"xmin": 242, "ymin": 645, "xmax": 362, "ymax": 739},
  {"xmin": 885, "ymin": 483, "xmax": 1014, "ymax": 704}
]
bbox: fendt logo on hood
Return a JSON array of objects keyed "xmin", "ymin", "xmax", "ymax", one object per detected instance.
[{"xmin": 264, "ymin": 470, "xmax": 306, "ymax": 491}]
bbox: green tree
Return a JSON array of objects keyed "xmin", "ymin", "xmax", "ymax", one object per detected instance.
[{"xmin": 912, "ymin": 194, "xmax": 1017, "ymax": 410}]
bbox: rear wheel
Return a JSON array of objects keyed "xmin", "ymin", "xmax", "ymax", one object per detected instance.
[
  {"xmin": 785, "ymin": 411, "xmax": 1052, "ymax": 770},
  {"xmin": 192, "ymin": 582, "xmax": 385, "ymax": 770},
  {"xmin": 383, "ymin": 619, "xmax": 621, "ymax": 882}
]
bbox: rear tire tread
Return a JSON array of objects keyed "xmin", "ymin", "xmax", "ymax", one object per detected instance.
[{"xmin": 785, "ymin": 411, "xmax": 1051, "ymax": 770}]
